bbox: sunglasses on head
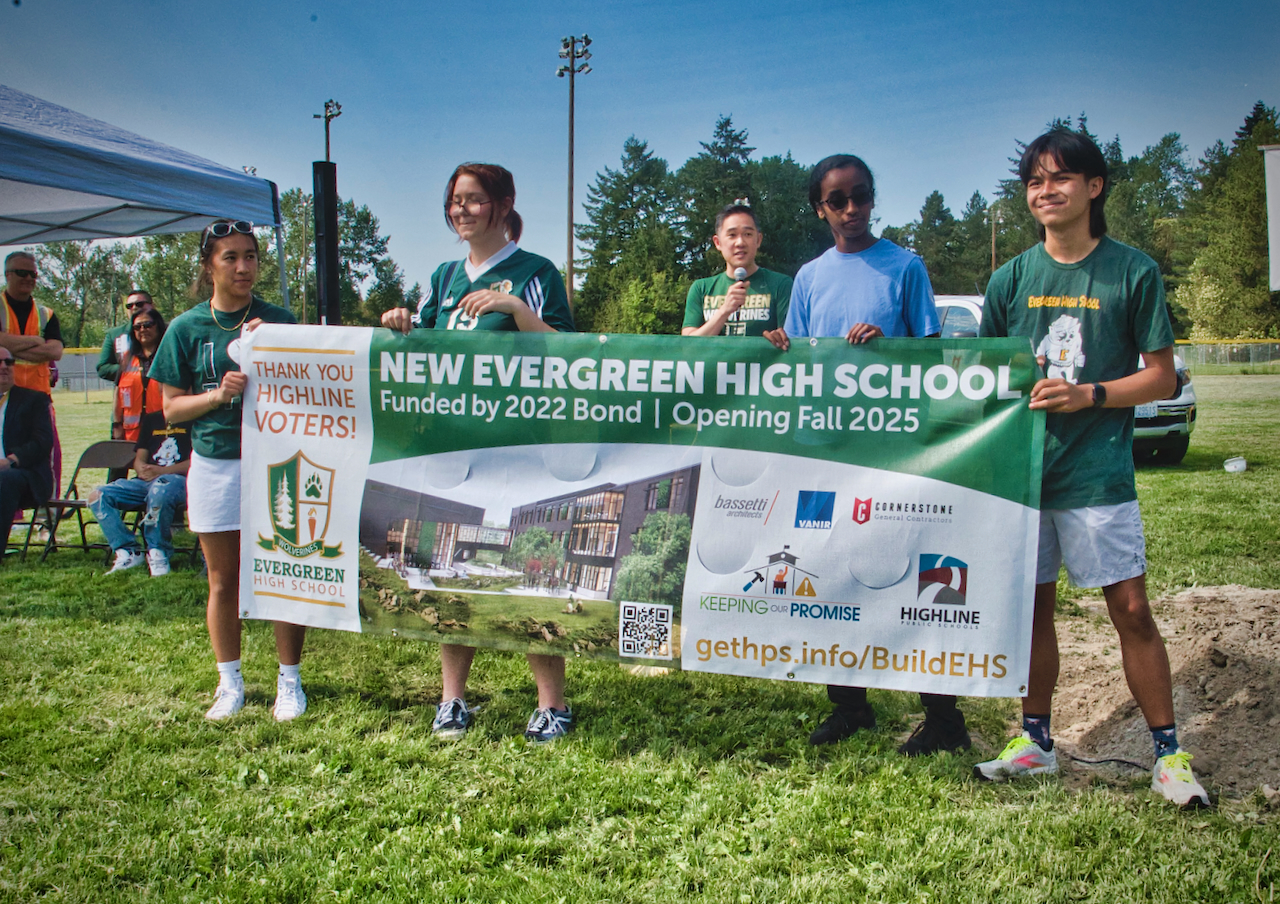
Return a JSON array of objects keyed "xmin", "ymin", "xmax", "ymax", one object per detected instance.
[
  {"xmin": 820, "ymin": 186, "xmax": 874, "ymax": 212},
  {"xmin": 6, "ymin": 269, "xmax": 37, "ymax": 279},
  {"xmin": 202, "ymin": 220, "xmax": 254, "ymax": 249}
]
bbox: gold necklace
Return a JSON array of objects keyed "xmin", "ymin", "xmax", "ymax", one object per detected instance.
[{"xmin": 210, "ymin": 299, "xmax": 253, "ymax": 332}]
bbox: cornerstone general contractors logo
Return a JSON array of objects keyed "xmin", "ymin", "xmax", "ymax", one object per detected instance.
[{"xmin": 257, "ymin": 451, "xmax": 344, "ymax": 559}]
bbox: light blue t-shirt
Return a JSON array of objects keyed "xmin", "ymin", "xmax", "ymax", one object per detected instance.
[{"xmin": 785, "ymin": 239, "xmax": 940, "ymax": 339}]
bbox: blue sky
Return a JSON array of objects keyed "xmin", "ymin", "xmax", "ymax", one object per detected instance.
[{"xmin": 2, "ymin": 0, "xmax": 1276, "ymax": 292}]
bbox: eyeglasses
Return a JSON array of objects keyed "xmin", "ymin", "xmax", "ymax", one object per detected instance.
[
  {"xmin": 133, "ymin": 321, "xmax": 159, "ymax": 331},
  {"xmin": 125, "ymin": 299, "xmax": 150, "ymax": 310},
  {"xmin": 819, "ymin": 186, "xmax": 874, "ymax": 212},
  {"xmin": 201, "ymin": 220, "xmax": 254, "ymax": 249},
  {"xmin": 449, "ymin": 197, "xmax": 493, "ymax": 215},
  {"xmin": 6, "ymin": 269, "xmax": 37, "ymax": 279},
  {"xmin": 0, "ymin": 357, "xmax": 14, "ymax": 367}
]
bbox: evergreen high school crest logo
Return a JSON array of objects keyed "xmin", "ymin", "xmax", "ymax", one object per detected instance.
[{"xmin": 258, "ymin": 452, "xmax": 343, "ymax": 559}]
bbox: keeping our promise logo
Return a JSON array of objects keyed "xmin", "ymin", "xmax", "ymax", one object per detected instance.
[
  {"xmin": 795, "ymin": 491, "xmax": 835, "ymax": 529},
  {"xmin": 258, "ymin": 451, "xmax": 344, "ymax": 559}
]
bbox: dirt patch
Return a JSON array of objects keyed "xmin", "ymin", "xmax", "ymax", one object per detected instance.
[{"xmin": 1049, "ymin": 585, "xmax": 1280, "ymax": 798}]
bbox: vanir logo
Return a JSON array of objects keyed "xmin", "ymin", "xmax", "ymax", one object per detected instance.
[{"xmin": 794, "ymin": 491, "xmax": 835, "ymax": 529}]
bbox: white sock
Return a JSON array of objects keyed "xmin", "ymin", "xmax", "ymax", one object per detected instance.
[
  {"xmin": 216, "ymin": 659, "xmax": 243, "ymax": 688},
  {"xmin": 279, "ymin": 663, "xmax": 301, "ymax": 682}
]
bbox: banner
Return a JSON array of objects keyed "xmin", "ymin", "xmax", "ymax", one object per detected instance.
[{"xmin": 240, "ymin": 326, "xmax": 1043, "ymax": 697}]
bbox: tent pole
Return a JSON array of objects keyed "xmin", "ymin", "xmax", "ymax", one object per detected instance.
[
  {"xmin": 275, "ymin": 224, "xmax": 290, "ymax": 311},
  {"xmin": 270, "ymin": 181, "xmax": 290, "ymax": 312}
]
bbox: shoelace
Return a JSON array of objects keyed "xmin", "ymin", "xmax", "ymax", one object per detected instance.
[
  {"xmin": 1159, "ymin": 750, "xmax": 1194, "ymax": 777},
  {"xmin": 527, "ymin": 709, "xmax": 554, "ymax": 733}
]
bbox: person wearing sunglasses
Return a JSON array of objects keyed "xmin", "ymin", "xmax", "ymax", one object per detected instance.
[
  {"xmin": 98, "ymin": 289, "xmax": 155, "ymax": 387},
  {"xmin": 1, "ymin": 251, "xmax": 64, "ymax": 496},
  {"xmin": 764, "ymin": 155, "xmax": 969, "ymax": 756},
  {"xmin": 112, "ymin": 308, "xmax": 167, "ymax": 445},
  {"xmin": 381, "ymin": 163, "xmax": 576, "ymax": 744},
  {"xmin": 0, "ymin": 346, "xmax": 54, "ymax": 544},
  {"xmin": 90, "ymin": 343, "xmax": 192, "ymax": 577},
  {"xmin": 150, "ymin": 219, "xmax": 308, "ymax": 722}
]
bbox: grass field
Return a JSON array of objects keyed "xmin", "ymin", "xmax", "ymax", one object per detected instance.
[{"xmin": 2, "ymin": 377, "xmax": 1277, "ymax": 902}]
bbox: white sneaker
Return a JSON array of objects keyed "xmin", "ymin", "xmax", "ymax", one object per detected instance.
[
  {"xmin": 273, "ymin": 674, "xmax": 307, "ymax": 722},
  {"xmin": 147, "ymin": 549, "xmax": 170, "ymax": 576},
  {"xmin": 205, "ymin": 682, "xmax": 245, "ymax": 720},
  {"xmin": 107, "ymin": 548, "xmax": 145, "ymax": 574},
  {"xmin": 973, "ymin": 731, "xmax": 1059, "ymax": 782},
  {"xmin": 1152, "ymin": 749, "xmax": 1210, "ymax": 809}
]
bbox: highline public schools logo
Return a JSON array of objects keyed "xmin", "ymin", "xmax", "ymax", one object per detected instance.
[
  {"xmin": 902, "ymin": 554, "xmax": 979, "ymax": 627},
  {"xmin": 257, "ymin": 451, "xmax": 344, "ymax": 559},
  {"xmin": 795, "ymin": 491, "xmax": 835, "ymax": 529}
]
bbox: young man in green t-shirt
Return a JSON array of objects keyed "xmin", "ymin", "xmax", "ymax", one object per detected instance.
[
  {"xmin": 976, "ymin": 129, "xmax": 1208, "ymax": 808},
  {"xmin": 682, "ymin": 204, "xmax": 792, "ymax": 338}
]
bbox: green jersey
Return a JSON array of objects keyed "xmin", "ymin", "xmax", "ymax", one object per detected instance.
[
  {"xmin": 981, "ymin": 237, "xmax": 1174, "ymax": 509},
  {"xmin": 149, "ymin": 296, "xmax": 296, "ymax": 460},
  {"xmin": 683, "ymin": 268, "xmax": 793, "ymax": 337},
  {"xmin": 412, "ymin": 246, "xmax": 575, "ymax": 333}
]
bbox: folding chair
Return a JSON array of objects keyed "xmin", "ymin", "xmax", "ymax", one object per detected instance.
[
  {"xmin": 4, "ymin": 488, "xmax": 51, "ymax": 563},
  {"xmin": 38, "ymin": 440, "xmax": 137, "ymax": 562}
]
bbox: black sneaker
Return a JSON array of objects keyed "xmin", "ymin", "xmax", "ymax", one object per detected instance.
[
  {"xmin": 808, "ymin": 706, "xmax": 876, "ymax": 746},
  {"xmin": 897, "ymin": 717, "xmax": 972, "ymax": 756}
]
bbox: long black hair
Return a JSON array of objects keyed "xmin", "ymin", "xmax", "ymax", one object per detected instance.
[
  {"xmin": 127, "ymin": 306, "xmax": 167, "ymax": 360},
  {"xmin": 1019, "ymin": 129, "xmax": 1110, "ymax": 239}
]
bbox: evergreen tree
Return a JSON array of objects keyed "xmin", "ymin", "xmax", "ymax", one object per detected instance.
[
  {"xmin": 675, "ymin": 116, "xmax": 755, "ymax": 271},
  {"xmin": 574, "ymin": 137, "xmax": 681, "ymax": 332},
  {"xmin": 1174, "ymin": 102, "xmax": 1280, "ymax": 338},
  {"xmin": 274, "ymin": 474, "xmax": 295, "ymax": 529}
]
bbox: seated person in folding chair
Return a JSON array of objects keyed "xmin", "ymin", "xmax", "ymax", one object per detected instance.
[
  {"xmin": 89, "ymin": 410, "xmax": 191, "ymax": 576},
  {"xmin": 0, "ymin": 347, "xmax": 54, "ymax": 545}
]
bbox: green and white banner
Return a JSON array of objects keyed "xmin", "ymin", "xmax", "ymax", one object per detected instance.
[{"xmin": 240, "ymin": 325, "xmax": 1043, "ymax": 697}]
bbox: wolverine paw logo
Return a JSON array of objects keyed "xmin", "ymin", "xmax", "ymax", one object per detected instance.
[{"xmin": 304, "ymin": 474, "xmax": 324, "ymax": 498}]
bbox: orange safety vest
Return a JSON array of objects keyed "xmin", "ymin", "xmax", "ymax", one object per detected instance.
[
  {"xmin": 0, "ymin": 292, "xmax": 53, "ymax": 395},
  {"xmin": 114, "ymin": 352, "xmax": 164, "ymax": 443}
]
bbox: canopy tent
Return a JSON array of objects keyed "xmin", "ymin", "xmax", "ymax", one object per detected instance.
[{"xmin": 0, "ymin": 84, "xmax": 288, "ymax": 303}]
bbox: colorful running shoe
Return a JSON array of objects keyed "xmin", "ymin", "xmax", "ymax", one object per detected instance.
[
  {"xmin": 973, "ymin": 731, "xmax": 1058, "ymax": 781},
  {"xmin": 1152, "ymin": 749, "xmax": 1210, "ymax": 809},
  {"xmin": 431, "ymin": 697, "xmax": 475, "ymax": 740},
  {"xmin": 524, "ymin": 706, "xmax": 573, "ymax": 743}
]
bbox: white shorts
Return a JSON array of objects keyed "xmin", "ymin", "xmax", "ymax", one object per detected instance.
[
  {"xmin": 187, "ymin": 452, "xmax": 241, "ymax": 533},
  {"xmin": 1036, "ymin": 500, "xmax": 1147, "ymax": 588}
]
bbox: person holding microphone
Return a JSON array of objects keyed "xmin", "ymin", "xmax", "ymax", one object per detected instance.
[{"xmin": 682, "ymin": 203, "xmax": 792, "ymax": 338}]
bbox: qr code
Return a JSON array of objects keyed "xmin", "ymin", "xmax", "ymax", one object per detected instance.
[{"xmin": 619, "ymin": 602, "xmax": 673, "ymax": 660}]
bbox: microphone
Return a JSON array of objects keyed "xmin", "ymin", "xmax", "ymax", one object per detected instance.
[{"xmin": 733, "ymin": 267, "xmax": 748, "ymax": 282}]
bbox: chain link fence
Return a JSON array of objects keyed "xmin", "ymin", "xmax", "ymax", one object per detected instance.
[{"xmin": 1177, "ymin": 341, "xmax": 1280, "ymax": 373}]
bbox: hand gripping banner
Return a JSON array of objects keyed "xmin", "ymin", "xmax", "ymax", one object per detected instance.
[{"xmin": 240, "ymin": 325, "xmax": 1043, "ymax": 697}]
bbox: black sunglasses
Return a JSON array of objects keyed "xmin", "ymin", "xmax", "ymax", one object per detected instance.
[
  {"xmin": 202, "ymin": 220, "xmax": 254, "ymax": 249},
  {"xmin": 125, "ymin": 299, "xmax": 150, "ymax": 309},
  {"xmin": 6, "ymin": 269, "xmax": 37, "ymax": 279},
  {"xmin": 0, "ymin": 356, "xmax": 14, "ymax": 366},
  {"xmin": 133, "ymin": 321, "xmax": 159, "ymax": 331},
  {"xmin": 820, "ymin": 186, "xmax": 874, "ymax": 212}
]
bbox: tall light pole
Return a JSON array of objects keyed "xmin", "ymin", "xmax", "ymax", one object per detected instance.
[
  {"xmin": 313, "ymin": 99, "xmax": 342, "ymax": 163},
  {"xmin": 557, "ymin": 35, "xmax": 591, "ymax": 309}
]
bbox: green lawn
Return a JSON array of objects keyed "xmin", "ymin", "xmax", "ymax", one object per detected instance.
[{"xmin": 1, "ymin": 378, "xmax": 1277, "ymax": 903}]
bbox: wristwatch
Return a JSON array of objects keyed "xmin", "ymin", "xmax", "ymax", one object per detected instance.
[{"xmin": 1091, "ymin": 383, "xmax": 1107, "ymax": 408}]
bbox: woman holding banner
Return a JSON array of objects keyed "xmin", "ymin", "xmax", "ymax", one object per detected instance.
[
  {"xmin": 382, "ymin": 163, "xmax": 576, "ymax": 742},
  {"xmin": 150, "ymin": 220, "xmax": 308, "ymax": 722}
]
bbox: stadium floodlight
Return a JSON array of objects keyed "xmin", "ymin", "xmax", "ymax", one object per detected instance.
[{"xmin": 555, "ymin": 35, "xmax": 594, "ymax": 309}]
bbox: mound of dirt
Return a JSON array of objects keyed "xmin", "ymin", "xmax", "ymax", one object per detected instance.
[{"xmin": 1050, "ymin": 585, "xmax": 1280, "ymax": 798}]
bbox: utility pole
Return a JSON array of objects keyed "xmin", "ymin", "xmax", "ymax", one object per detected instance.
[
  {"xmin": 557, "ymin": 35, "xmax": 592, "ymax": 309},
  {"xmin": 312, "ymin": 100, "xmax": 343, "ymax": 325}
]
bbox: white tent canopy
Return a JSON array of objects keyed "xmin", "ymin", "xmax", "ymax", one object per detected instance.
[{"xmin": 0, "ymin": 83, "xmax": 280, "ymax": 245}]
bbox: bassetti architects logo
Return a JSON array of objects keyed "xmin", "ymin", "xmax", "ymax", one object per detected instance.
[
  {"xmin": 714, "ymin": 490, "xmax": 779, "ymax": 522},
  {"xmin": 795, "ymin": 491, "xmax": 835, "ymax": 529}
]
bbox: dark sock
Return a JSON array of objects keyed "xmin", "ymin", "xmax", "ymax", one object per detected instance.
[
  {"xmin": 1151, "ymin": 724, "xmax": 1178, "ymax": 760},
  {"xmin": 1023, "ymin": 713, "xmax": 1052, "ymax": 750}
]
